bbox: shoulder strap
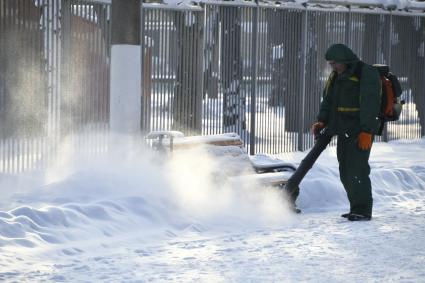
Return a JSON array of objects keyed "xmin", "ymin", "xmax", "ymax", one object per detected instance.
[
  {"xmin": 325, "ymin": 71, "xmax": 337, "ymax": 96},
  {"xmin": 353, "ymin": 61, "xmax": 365, "ymax": 79}
]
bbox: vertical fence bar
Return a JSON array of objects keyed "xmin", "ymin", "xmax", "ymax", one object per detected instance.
[
  {"xmin": 140, "ymin": 4, "xmax": 145, "ymax": 133},
  {"xmin": 249, "ymin": 3, "xmax": 258, "ymax": 155},
  {"xmin": 167, "ymin": 11, "xmax": 173, "ymax": 131},
  {"xmin": 383, "ymin": 12, "xmax": 393, "ymax": 141},
  {"xmin": 298, "ymin": 7, "xmax": 308, "ymax": 151}
]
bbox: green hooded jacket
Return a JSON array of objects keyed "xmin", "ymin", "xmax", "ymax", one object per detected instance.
[{"xmin": 317, "ymin": 44, "xmax": 381, "ymax": 136}]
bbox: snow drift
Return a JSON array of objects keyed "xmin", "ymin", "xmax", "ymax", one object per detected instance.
[
  {"xmin": 1, "ymin": 135, "xmax": 425, "ymax": 282},
  {"xmin": 1, "ymin": 135, "xmax": 424, "ymax": 249},
  {"xmin": 0, "ymin": 135, "xmax": 294, "ymax": 250}
]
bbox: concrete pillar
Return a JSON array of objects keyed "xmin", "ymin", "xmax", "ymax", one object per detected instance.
[{"xmin": 110, "ymin": 0, "xmax": 142, "ymax": 134}]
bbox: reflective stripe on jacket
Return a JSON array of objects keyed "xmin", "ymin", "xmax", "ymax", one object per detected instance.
[{"xmin": 317, "ymin": 62, "xmax": 381, "ymax": 136}]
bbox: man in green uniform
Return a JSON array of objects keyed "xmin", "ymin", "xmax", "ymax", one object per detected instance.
[{"xmin": 311, "ymin": 43, "xmax": 381, "ymax": 221}]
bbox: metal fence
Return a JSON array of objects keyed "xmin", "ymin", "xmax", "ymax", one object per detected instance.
[
  {"xmin": 144, "ymin": 2, "xmax": 425, "ymax": 155},
  {"xmin": 141, "ymin": 5, "xmax": 204, "ymax": 136},
  {"xmin": 1, "ymin": 0, "xmax": 51, "ymax": 173},
  {"xmin": 1, "ymin": 0, "xmax": 424, "ymax": 173},
  {"xmin": 60, "ymin": 0, "xmax": 110, "ymax": 135},
  {"xmin": 0, "ymin": 0, "xmax": 110, "ymax": 173}
]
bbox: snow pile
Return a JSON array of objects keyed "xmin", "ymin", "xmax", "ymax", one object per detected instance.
[
  {"xmin": 0, "ymin": 135, "xmax": 293, "ymax": 250},
  {"xmin": 1, "ymin": 136, "xmax": 425, "ymax": 282},
  {"xmin": 293, "ymin": 138, "xmax": 425, "ymax": 211},
  {"xmin": 1, "ymin": 135, "xmax": 424, "ymax": 251}
]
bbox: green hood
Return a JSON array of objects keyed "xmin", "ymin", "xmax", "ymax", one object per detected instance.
[{"xmin": 325, "ymin": 44, "xmax": 359, "ymax": 65}]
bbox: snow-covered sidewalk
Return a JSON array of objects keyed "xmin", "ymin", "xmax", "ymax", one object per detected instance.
[{"xmin": 1, "ymin": 138, "xmax": 425, "ymax": 282}]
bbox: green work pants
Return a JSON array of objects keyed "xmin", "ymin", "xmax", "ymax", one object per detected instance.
[{"xmin": 337, "ymin": 134, "xmax": 373, "ymax": 217}]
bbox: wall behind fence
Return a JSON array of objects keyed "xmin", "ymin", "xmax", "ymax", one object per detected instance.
[{"xmin": 1, "ymin": 0, "xmax": 424, "ymax": 173}]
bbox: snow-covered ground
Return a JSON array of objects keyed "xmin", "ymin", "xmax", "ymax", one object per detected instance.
[{"xmin": 1, "ymin": 136, "xmax": 425, "ymax": 282}]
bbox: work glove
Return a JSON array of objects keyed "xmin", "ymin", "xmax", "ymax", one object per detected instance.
[
  {"xmin": 311, "ymin": 122, "xmax": 325, "ymax": 138},
  {"xmin": 358, "ymin": 131, "xmax": 373, "ymax": 150}
]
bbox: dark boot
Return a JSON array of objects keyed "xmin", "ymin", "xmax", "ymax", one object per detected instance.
[{"xmin": 348, "ymin": 213, "xmax": 371, "ymax": 221}]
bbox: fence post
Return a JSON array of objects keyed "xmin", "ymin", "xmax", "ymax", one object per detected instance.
[
  {"xmin": 382, "ymin": 12, "xmax": 392, "ymax": 142},
  {"xmin": 298, "ymin": 6, "xmax": 308, "ymax": 152},
  {"xmin": 345, "ymin": 5, "xmax": 351, "ymax": 46},
  {"xmin": 140, "ymin": 5, "xmax": 146, "ymax": 133},
  {"xmin": 110, "ymin": 0, "xmax": 142, "ymax": 134},
  {"xmin": 196, "ymin": 10, "xmax": 205, "ymax": 134},
  {"xmin": 249, "ymin": 2, "xmax": 258, "ymax": 155}
]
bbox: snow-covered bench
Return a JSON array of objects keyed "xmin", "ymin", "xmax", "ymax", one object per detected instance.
[
  {"xmin": 145, "ymin": 131, "xmax": 296, "ymax": 187},
  {"xmin": 145, "ymin": 131, "xmax": 243, "ymax": 151}
]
